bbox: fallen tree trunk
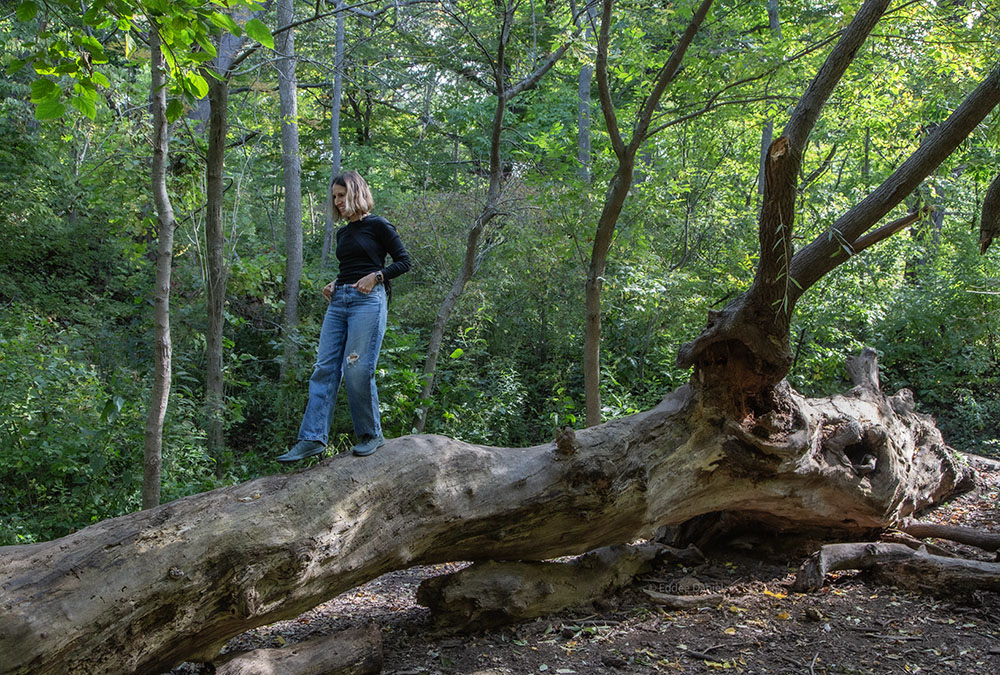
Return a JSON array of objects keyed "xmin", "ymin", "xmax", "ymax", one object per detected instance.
[
  {"xmin": 214, "ymin": 622, "xmax": 382, "ymax": 675},
  {"xmin": 0, "ymin": 363, "xmax": 973, "ymax": 674},
  {"xmin": 792, "ymin": 542, "xmax": 1000, "ymax": 598},
  {"xmin": 416, "ymin": 542, "xmax": 683, "ymax": 632}
]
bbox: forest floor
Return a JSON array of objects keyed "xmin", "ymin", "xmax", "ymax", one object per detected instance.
[{"xmin": 174, "ymin": 453, "xmax": 1000, "ymax": 675}]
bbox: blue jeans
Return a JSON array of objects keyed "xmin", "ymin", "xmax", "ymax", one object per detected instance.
[{"xmin": 297, "ymin": 284, "xmax": 387, "ymax": 445}]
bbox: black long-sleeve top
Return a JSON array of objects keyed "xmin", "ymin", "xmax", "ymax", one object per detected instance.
[{"xmin": 335, "ymin": 215, "xmax": 411, "ymax": 285}]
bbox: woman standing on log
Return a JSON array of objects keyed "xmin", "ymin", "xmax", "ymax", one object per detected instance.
[{"xmin": 278, "ymin": 171, "xmax": 411, "ymax": 461}]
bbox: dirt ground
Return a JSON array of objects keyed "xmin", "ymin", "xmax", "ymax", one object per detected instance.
[{"xmin": 176, "ymin": 454, "xmax": 1000, "ymax": 674}]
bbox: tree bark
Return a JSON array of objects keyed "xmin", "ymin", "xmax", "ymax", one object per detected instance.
[
  {"xmin": 980, "ymin": 171, "xmax": 1000, "ymax": 254},
  {"xmin": 205, "ymin": 73, "xmax": 230, "ymax": 472},
  {"xmin": 143, "ymin": 27, "xmax": 175, "ymax": 511},
  {"xmin": 576, "ymin": 1, "xmax": 597, "ymax": 183},
  {"xmin": 0, "ymin": 355, "xmax": 974, "ymax": 673},
  {"xmin": 214, "ymin": 622, "xmax": 382, "ymax": 675},
  {"xmin": 756, "ymin": 0, "xmax": 781, "ymax": 197},
  {"xmin": 277, "ymin": 0, "xmax": 304, "ymax": 381}
]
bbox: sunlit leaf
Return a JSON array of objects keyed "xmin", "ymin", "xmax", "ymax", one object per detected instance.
[{"xmin": 244, "ymin": 18, "xmax": 273, "ymax": 49}]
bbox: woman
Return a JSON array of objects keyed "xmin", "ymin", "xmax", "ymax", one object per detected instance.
[{"xmin": 278, "ymin": 171, "xmax": 411, "ymax": 462}]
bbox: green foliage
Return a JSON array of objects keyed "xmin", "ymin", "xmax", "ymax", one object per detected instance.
[
  {"xmin": 1, "ymin": 0, "xmax": 998, "ymax": 546},
  {"xmin": 0, "ymin": 308, "xmax": 144, "ymax": 544},
  {"xmin": 9, "ymin": 0, "xmax": 274, "ymax": 122}
]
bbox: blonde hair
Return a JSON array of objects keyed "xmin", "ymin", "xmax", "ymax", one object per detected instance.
[{"xmin": 330, "ymin": 170, "xmax": 374, "ymax": 220}]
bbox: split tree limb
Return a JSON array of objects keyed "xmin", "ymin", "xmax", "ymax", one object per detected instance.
[
  {"xmin": 415, "ymin": 542, "xmax": 668, "ymax": 632},
  {"xmin": 792, "ymin": 542, "xmax": 1000, "ymax": 597}
]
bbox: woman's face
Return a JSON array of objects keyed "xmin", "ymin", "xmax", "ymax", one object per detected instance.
[{"xmin": 332, "ymin": 184, "xmax": 349, "ymax": 219}]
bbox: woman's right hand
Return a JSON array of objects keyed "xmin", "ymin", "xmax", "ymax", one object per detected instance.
[{"xmin": 322, "ymin": 281, "xmax": 335, "ymax": 302}]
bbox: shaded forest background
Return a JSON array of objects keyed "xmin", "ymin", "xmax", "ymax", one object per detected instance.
[{"xmin": 1, "ymin": 0, "xmax": 998, "ymax": 546}]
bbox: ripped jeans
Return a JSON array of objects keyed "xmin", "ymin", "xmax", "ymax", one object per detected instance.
[{"xmin": 297, "ymin": 284, "xmax": 387, "ymax": 445}]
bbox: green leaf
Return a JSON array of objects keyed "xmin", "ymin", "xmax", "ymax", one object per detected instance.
[
  {"xmin": 449, "ymin": 348, "xmax": 464, "ymax": 358},
  {"xmin": 79, "ymin": 35, "xmax": 108, "ymax": 63},
  {"xmin": 92, "ymin": 72, "xmax": 111, "ymax": 88},
  {"xmin": 83, "ymin": 5, "xmax": 103, "ymax": 26},
  {"xmin": 184, "ymin": 72, "xmax": 209, "ymax": 99},
  {"xmin": 195, "ymin": 33, "xmax": 218, "ymax": 59},
  {"xmin": 70, "ymin": 95, "xmax": 97, "ymax": 119},
  {"xmin": 35, "ymin": 99, "xmax": 66, "ymax": 120},
  {"xmin": 166, "ymin": 99, "xmax": 185, "ymax": 122},
  {"xmin": 30, "ymin": 78, "xmax": 58, "ymax": 103},
  {"xmin": 244, "ymin": 18, "xmax": 273, "ymax": 49},
  {"xmin": 209, "ymin": 12, "xmax": 241, "ymax": 36},
  {"xmin": 6, "ymin": 58, "xmax": 28, "ymax": 75},
  {"xmin": 16, "ymin": 1, "xmax": 38, "ymax": 22}
]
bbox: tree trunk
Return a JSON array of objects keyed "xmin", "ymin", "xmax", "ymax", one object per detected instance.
[
  {"xmin": 575, "ymin": 1, "xmax": 597, "ymax": 183},
  {"xmin": 583, "ymin": 168, "xmax": 633, "ymax": 426},
  {"xmin": 756, "ymin": 0, "xmax": 781, "ymax": 197},
  {"xmin": 276, "ymin": 0, "xmax": 304, "ymax": 381},
  {"xmin": 322, "ymin": 2, "xmax": 345, "ymax": 269},
  {"xmin": 143, "ymin": 27, "xmax": 175, "ymax": 511},
  {"xmin": 0, "ymin": 353, "xmax": 974, "ymax": 674},
  {"xmin": 980, "ymin": 171, "xmax": 1000, "ymax": 254},
  {"xmin": 205, "ymin": 74, "xmax": 229, "ymax": 472}
]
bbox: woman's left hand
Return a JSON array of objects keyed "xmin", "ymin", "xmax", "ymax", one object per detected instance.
[{"xmin": 353, "ymin": 272, "xmax": 378, "ymax": 294}]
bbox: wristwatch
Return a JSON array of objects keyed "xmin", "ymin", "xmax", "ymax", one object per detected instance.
[{"xmin": 374, "ymin": 270, "xmax": 384, "ymax": 284}]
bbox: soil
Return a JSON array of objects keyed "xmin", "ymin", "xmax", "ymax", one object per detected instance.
[{"xmin": 173, "ymin": 455, "xmax": 1000, "ymax": 674}]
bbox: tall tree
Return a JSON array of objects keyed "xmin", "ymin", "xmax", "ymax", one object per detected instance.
[
  {"xmin": 414, "ymin": 0, "xmax": 574, "ymax": 432},
  {"xmin": 143, "ymin": 25, "xmax": 177, "ymax": 510},
  {"xmin": 204, "ymin": 72, "xmax": 230, "ymax": 468},
  {"xmin": 322, "ymin": 0, "xmax": 345, "ymax": 268},
  {"xmin": 583, "ymin": 0, "xmax": 715, "ymax": 426},
  {"xmin": 276, "ymin": 0, "xmax": 304, "ymax": 379}
]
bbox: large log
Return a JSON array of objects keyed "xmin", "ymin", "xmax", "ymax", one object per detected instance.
[{"xmin": 0, "ymin": 375, "xmax": 973, "ymax": 674}]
